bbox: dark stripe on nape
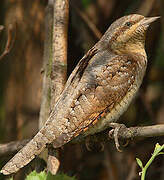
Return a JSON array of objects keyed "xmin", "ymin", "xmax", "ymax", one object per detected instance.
[{"xmin": 71, "ymin": 47, "xmax": 98, "ymax": 83}]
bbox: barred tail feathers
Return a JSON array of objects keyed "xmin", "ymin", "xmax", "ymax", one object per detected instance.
[{"xmin": 1, "ymin": 130, "xmax": 50, "ymax": 175}]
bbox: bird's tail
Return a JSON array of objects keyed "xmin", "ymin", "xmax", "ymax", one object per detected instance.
[{"xmin": 1, "ymin": 130, "xmax": 50, "ymax": 175}]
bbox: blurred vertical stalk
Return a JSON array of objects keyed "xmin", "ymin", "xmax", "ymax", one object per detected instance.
[
  {"xmin": 39, "ymin": 0, "xmax": 69, "ymax": 175},
  {"xmin": 39, "ymin": 1, "xmax": 53, "ymax": 129}
]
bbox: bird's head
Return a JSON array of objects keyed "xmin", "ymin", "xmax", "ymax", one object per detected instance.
[{"xmin": 100, "ymin": 14, "xmax": 160, "ymax": 56}]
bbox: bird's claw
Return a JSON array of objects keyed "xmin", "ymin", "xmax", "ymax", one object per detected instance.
[{"xmin": 108, "ymin": 123, "xmax": 128, "ymax": 152}]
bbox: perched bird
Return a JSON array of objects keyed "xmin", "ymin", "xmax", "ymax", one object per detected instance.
[{"xmin": 1, "ymin": 14, "xmax": 159, "ymax": 175}]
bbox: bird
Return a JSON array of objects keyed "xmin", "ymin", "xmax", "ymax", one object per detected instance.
[{"xmin": 1, "ymin": 14, "xmax": 159, "ymax": 175}]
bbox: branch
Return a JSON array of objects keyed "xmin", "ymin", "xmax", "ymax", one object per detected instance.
[
  {"xmin": 108, "ymin": 123, "xmax": 164, "ymax": 140},
  {"xmin": 39, "ymin": 0, "xmax": 62, "ymax": 174},
  {"xmin": 0, "ymin": 24, "xmax": 16, "ymax": 61},
  {"xmin": 39, "ymin": 1, "xmax": 53, "ymax": 129},
  {"xmin": 0, "ymin": 139, "xmax": 29, "ymax": 156},
  {"xmin": 47, "ymin": 0, "xmax": 69, "ymax": 175},
  {"xmin": 1, "ymin": 124, "xmax": 164, "ymax": 156},
  {"xmin": 50, "ymin": 0, "xmax": 68, "ymax": 108},
  {"xmin": 71, "ymin": 3, "xmax": 102, "ymax": 40}
]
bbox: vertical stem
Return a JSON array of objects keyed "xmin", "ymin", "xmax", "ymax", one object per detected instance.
[
  {"xmin": 141, "ymin": 144, "xmax": 164, "ymax": 180},
  {"xmin": 39, "ymin": 0, "xmax": 69, "ymax": 174},
  {"xmin": 48, "ymin": 0, "xmax": 69, "ymax": 174},
  {"xmin": 39, "ymin": 1, "xmax": 53, "ymax": 129},
  {"xmin": 51, "ymin": 0, "xmax": 69, "ymax": 107},
  {"xmin": 38, "ymin": 0, "xmax": 55, "ymax": 173}
]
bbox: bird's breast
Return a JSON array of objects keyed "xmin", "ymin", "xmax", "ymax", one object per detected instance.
[{"xmin": 82, "ymin": 53, "xmax": 147, "ymax": 136}]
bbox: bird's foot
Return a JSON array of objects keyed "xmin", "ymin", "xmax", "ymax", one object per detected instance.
[{"xmin": 108, "ymin": 123, "xmax": 129, "ymax": 152}]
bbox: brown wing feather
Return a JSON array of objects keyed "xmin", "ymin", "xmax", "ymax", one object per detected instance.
[{"xmin": 53, "ymin": 51, "xmax": 138, "ymax": 147}]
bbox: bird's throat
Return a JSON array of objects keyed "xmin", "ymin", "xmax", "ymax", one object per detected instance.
[{"xmin": 114, "ymin": 42, "xmax": 146, "ymax": 57}]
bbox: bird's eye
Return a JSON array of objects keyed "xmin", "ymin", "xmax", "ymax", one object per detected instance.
[{"xmin": 125, "ymin": 22, "xmax": 132, "ymax": 27}]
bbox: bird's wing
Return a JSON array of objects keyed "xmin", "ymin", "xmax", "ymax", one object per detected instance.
[{"xmin": 52, "ymin": 51, "xmax": 137, "ymax": 147}]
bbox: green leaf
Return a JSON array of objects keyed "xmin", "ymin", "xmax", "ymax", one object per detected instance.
[
  {"xmin": 47, "ymin": 172, "xmax": 77, "ymax": 180},
  {"xmin": 154, "ymin": 143, "xmax": 161, "ymax": 151},
  {"xmin": 136, "ymin": 158, "xmax": 143, "ymax": 168},
  {"xmin": 25, "ymin": 170, "xmax": 47, "ymax": 180},
  {"xmin": 153, "ymin": 143, "xmax": 164, "ymax": 155},
  {"xmin": 25, "ymin": 171, "xmax": 77, "ymax": 180}
]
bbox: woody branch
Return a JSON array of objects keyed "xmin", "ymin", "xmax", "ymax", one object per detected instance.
[
  {"xmin": 39, "ymin": 0, "xmax": 69, "ymax": 175},
  {"xmin": 1, "ymin": 124, "xmax": 164, "ymax": 156}
]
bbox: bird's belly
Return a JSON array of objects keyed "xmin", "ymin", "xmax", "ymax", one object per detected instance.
[{"xmin": 83, "ymin": 82, "xmax": 138, "ymax": 136}]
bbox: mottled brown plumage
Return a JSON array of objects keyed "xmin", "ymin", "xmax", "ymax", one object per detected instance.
[{"xmin": 1, "ymin": 14, "xmax": 159, "ymax": 175}]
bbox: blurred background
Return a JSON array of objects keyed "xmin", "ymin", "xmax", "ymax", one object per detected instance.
[{"xmin": 0, "ymin": 0, "xmax": 163, "ymax": 179}]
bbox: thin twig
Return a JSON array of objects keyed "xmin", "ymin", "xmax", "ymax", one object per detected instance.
[
  {"xmin": 108, "ymin": 123, "xmax": 164, "ymax": 140},
  {"xmin": 0, "ymin": 139, "xmax": 29, "ymax": 156},
  {"xmin": 0, "ymin": 24, "xmax": 16, "ymax": 61},
  {"xmin": 71, "ymin": 3, "xmax": 102, "ymax": 40},
  {"xmin": 39, "ymin": 0, "xmax": 53, "ymax": 129}
]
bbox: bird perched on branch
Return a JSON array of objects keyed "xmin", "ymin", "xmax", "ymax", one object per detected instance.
[{"xmin": 1, "ymin": 14, "xmax": 159, "ymax": 175}]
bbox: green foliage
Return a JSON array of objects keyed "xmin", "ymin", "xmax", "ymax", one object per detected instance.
[
  {"xmin": 136, "ymin": 143, "xmax": 164, "ymax": 180},
  {"xmin": 22, "ymin": 171, "xmax": 76, "ymax": 180},
  {"xmin": 47, "ymin": 172, "xmax": 76, "ymax": 180},
  {"xmin": 136, "ymin": 158, "xmax": 143, "ymax": 169},
  {"xmin": 25, "ymin": 171, "xmax": 47, "ymax": 180}
]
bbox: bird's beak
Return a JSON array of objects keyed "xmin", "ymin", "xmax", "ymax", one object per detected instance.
[{"xmin": 140, "ymin": 16, "xmax": 160, "ymax": 28}]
